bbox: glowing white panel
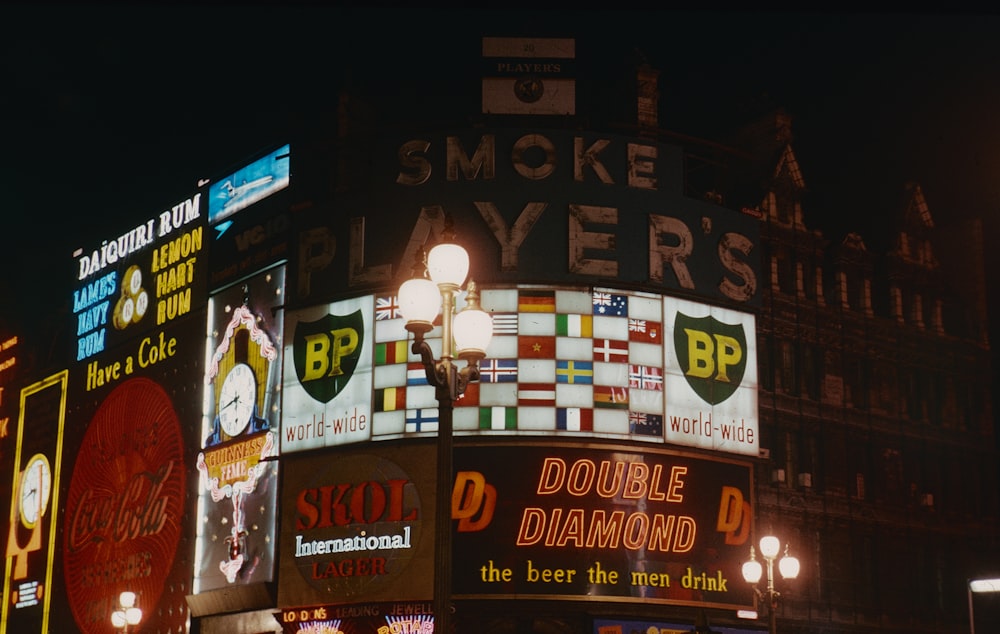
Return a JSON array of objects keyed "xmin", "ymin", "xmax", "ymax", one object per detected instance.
[
  {"xmin": 556, "ymin": 383, "xmax": 592, "ymax": 408},
  {"xmin": 519, "ymin": 359, "xmax": 555, "ymax": 383},
  {"xmin": 593, "ymin": 315, "xmax": 628, "ymax": 340},
  {"xmin": 556, "ymin": 337, "xmax": 592, "ymax": 360},
  {"xmin": 519, "ymin": 313, "xmax": 555, "ymax": 335},
  {"xmin": 662, "ymin": 296, "xmax": 758, "ymax": 456},
  {"xmin": 281, "ymin": 296, "xmax": 374, "ymax": 452},
  {"xmin": 555, "ymin": 289, "xmax": 593, "ymax": 313}
]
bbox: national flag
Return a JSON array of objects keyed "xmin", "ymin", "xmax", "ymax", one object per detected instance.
[
  {"xmin": 376, "ymin": 295, "xmax": 401, "ymax": 320},
  {"xmin": 594, "ymin": 385, "xmax": 629, "ymax": 409},
  {"xmin": 557, "ymin": 407, "xmax": 593, "ymax": 431},
  {"xmin": 406, "ymin": 408, "xmax": 439, "ymax": 432},
  {"xmin": 375, "ymin": 340, "xmax": 408, "ymax": 365},
  {"xmin": 592, "ymin": 338, "xmax": 628, "ymax": 363},
  {"xmin": 518, "ymin": 335, "xmax": 555, "ymax": 358},
  {"xmin": 455, "ymin": 381, "xmax": 480, "ymax": 407},
  {"xmin": 628, "ymin": 318, "xmax": 661, "ymax": 343},
  {"xmin": 629, "ymin": 411, "xmax": 663, "ymax": 436},
  {"xmin": 629, "ymin": 365, "xmax": 663, "ymax": 391},
  {"xmin": 374, "ymin": 387, "xmax": 405, "ymax": 412},
  {"xmin": 480, "ymin": 358, "xmax": 518, "ymax": 383},
  {"xmin": 492, "ymin": 312, "xmax": 518, "ymax": 334},
  {"xmin": 482, "ymin": 37, "xmax": 576, "ymax": 116},
  {"xmin": 517, "ymin": 383, "xmax": 556, "ymax": 406},
  {"xmin": 556, "ymin": 360, "xmax": 594, "ymax": 384},
  {"xmin": 407, "ymin": 362, "xmax": 429, "ymax": 385},
  {"xmin": 556, "ymin": 313, "xmax": 593, "ymax": 337},
  {"xmin": 593, "ymin": 292, "xmax": 628, "ymax": 316},
  {"xmin": 518, "ymin": 290, "xmax": 556, "ymax": 313},
  {"xmin": 479, "ymin": 406, "xmax": 516, "ymax": 430}
]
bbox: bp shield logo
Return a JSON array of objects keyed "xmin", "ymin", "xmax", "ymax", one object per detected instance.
[
  {"xmin": 293, "ymin": 310, "xmax": 364, "ymax": 403},
  {"xmin": 673, "ymin": 312, "xmax": 747, "ymax": 405}
]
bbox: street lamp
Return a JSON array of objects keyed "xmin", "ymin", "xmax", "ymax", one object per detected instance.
[
  {"xmin": 742, "ymin": 536, "xmax": 800, "ymax": 634},
  {"xmin": 397, "ymin": 225, "xmax": 493, "ymax": 634},
  {"xmin": 110, "ymin": 590, "xmax": 142, "ymax": 633},
  {"xmin": 968, "ymin": 577, "xmax": 1000, "ymax": 633}
]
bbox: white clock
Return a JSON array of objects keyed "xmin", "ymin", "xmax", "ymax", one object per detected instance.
[
  {"xmin": 218, "ymin": 362, "xmax": 257, "ymax": 437},
  {"xmin": 19, "ymin": 453, "xmax": 52, "ymax": 530}
]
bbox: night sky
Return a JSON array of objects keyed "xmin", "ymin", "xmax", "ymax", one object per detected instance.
[{"xmin": 3, "ymin": 7, "xmax": 1000, "ymax": 366}]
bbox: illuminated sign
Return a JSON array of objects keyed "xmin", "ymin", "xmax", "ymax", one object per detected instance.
[
  {"xmin": 292, "ymin": 129, "xmax": 760, "ymax": 308},
  {"xmin": 364, "ymin": 285, "xmax": 756, "ymax": 456},
  {"xmin": 195, "ymin": 268, "xmax": 284, "ymax": 594},
  {"xmin": 72, "ymin": 193, "xmax": 205, "ymax": 362},
  {"xmin": 451, "ymin": 443, "xmax": 754, "ymax": 610},
  {"xmin": 209, "ymin": 144, "xmax": 291, "ymax": 224},
  {"xmin": 62, "ymin": 377, "xmax": 187, "ymax": 634},
  {"xmin": 663, "ymin": 296, "xmax": 758, "ymax": 456},
  {"xmin": 1, "ymin": 371, "xmax": 67, "ymax": 634},
  {"xmin": 279, "ymin": 601, "xmax": 434, "ymax": 634},
  {"xmin": 282, "ymin": 296, "xmax": 374, "ymax": 453},
  {"xmin": 278, "ymin": 445, "xmax": 435, "ymax": 608},
  {"xmin": 0, "ymin": 335, "xmax": 17, "ymax": 380}
]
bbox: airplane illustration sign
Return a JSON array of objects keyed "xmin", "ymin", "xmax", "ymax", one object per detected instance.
[{"xmin": 209, "ymin": 144, "xmax": 291, "ymax": 224}]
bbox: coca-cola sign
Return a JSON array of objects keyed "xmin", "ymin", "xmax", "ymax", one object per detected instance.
[{"xmin": 62, "ymin": 377, "xmax": 186, "ymax": 633}]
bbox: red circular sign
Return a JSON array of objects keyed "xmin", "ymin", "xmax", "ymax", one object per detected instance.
[{"xmin": 63, "ymin": 377, "xmax": 186, "ymax": 633}]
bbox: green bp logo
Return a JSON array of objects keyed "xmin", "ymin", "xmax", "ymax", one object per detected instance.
[
  {"xmin": 293, "ymin": 310, "xmax": 364, "ymax": 403},
  {"xmin": 673, "ymin": 312, "xmax": 747, "ymax": 405}
]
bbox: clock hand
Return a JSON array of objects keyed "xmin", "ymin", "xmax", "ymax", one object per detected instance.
[{"xmin": 221, "ymin": 394, "xmax": 239, "ymax": 410}]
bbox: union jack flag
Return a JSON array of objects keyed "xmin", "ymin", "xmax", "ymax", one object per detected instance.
[{"xmin": 376, "ymin": 295, "xmax": 401, "ymax": 320}]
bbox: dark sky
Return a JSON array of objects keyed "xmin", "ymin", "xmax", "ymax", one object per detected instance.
[{"xmin": 3, "ymin": 7, "xmax": 1000, "ymax": 347}]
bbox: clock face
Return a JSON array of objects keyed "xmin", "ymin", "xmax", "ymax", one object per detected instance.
[
  {"xmin": 19, "ymin": 453, "xmax": 52, "ymax": 529},
  {"xmin": 218, "ymin": 362, "xmax": 257, "ymax": 437}
]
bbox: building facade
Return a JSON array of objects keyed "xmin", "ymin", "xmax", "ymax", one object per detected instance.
[{"xmin": 0, "ymin": 35, "xmax": 997, "ymax": 634}]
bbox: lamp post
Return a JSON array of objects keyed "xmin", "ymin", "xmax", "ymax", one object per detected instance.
[
  {"xmin": 742, "ymin": 536, "xmax": 800, "ymax": 634},
  {"xmin": 110, "ymin": 590, "xmax": 142, "ymax": 633},
  {"xmin": 968, "ymin": 577, "xmax": 1000, "ymax": 633},
  {"xmin": 397, "ymin": 227, "xmax": 493, "ymax": 634}
]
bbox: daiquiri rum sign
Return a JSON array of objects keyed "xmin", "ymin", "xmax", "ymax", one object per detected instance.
[{"xmin": 62, "ymin": 378, "xmax": 187, "ymax": 633}]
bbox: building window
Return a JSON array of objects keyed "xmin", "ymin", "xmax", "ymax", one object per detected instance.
[
  {"xmin": 823, "ymin": 429, "xmax": 848, "ymax": 495},
  {"xmin": 777, "ymin": 252, "xmax": 795, "ymax": 294},
  {"xmin": 759, "ymin": 335, "xmax": 774, "ymax": 391},
  {"xmin": 780, "ymin": 341, "xmax": 798, "ymax": 395},
  {"xmin": 844, "ymin": 355, "xmax": 869, "ymax": 410},
  {"xmin": 802, "ymin": 344, "xmax": 822, "ymax": 400}
]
